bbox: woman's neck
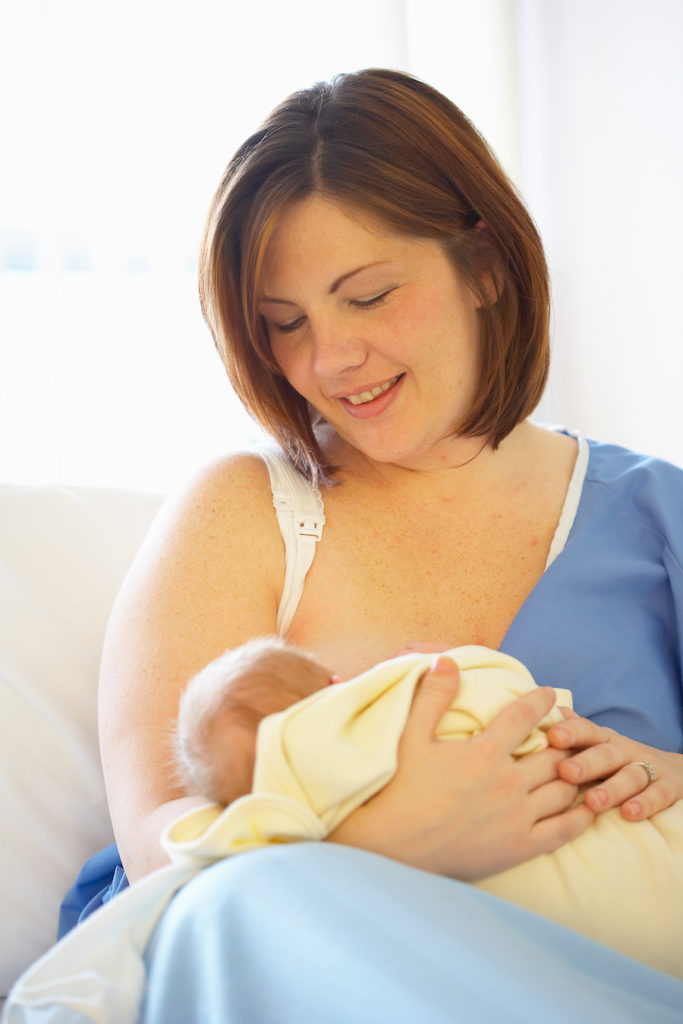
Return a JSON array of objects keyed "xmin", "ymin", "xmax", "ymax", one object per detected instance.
[{"xmin": 321, "ymin": 420, "xmax": 547, "ymax": 502}]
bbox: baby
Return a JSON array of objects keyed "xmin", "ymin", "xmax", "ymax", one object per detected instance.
[
  {"xmin": 175, "ymin": 637, "xmax": 337, "ymax": 806},
  {"xmin": 171, "ymin": 636, "xmax": 683, "ymax": 979}
]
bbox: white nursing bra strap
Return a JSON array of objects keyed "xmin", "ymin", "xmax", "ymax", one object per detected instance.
[{"xmin": 259, "ymin": 448, "xmax": 326, "ymax": 637}]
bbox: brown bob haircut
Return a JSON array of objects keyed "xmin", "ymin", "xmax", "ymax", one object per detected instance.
[{"xmin": 199, "ymin": 68, "xmax": 550, "ymax": 483}]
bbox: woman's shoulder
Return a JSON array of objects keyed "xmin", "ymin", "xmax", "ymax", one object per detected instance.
[
  {"xmin": 113, "ymin": 450, "xmax": 286, "ymax": 646},
  {"xmin": 581, "ymin": 436, "xmax": 683, "ymax": 557},
  {"xmin": 139, "ymin": 449, "xmax": 284, "ymax": 577},
  {"xmin": 583, "ymin": 436, "xmax": 683, "ymax": 497},
  {"xmin": 166, "ymin": 448, "xmax": 277, "ymax": 518},
  {"xmin": 191, "ymin": 446, "xmax": 276, "ymax": 488}
]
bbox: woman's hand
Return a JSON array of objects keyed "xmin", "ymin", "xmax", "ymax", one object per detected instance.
[
  {"xmin": 328, "ymin": 657, "xmax": 595, "ymax": 880},
  {"xmin": 548, "ymin": 710, "xmax": 683, "ymax": 821}
]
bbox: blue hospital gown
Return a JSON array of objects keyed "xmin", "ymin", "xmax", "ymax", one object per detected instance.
[{"xmin": 59, "ymin": 439, "xmax": 683, "ymax": 1022}]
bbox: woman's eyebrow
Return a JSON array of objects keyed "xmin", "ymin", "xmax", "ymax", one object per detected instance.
[
  {"xmin": 329, "ymin": 261, "xmax": 390, "ymax": 294},
  {"xmin": 259, "ymin": 262, "xmax": 390, "ymax": 305}
]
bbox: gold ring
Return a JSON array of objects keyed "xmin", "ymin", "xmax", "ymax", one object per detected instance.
[{"xmin": 634, "ymin": 761, "xmax": 658, "ymax": 786}]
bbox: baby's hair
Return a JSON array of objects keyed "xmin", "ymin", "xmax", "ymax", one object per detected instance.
[{"xmin": 174, "ymin": 636, "xmax": 330, "ymax": 802}]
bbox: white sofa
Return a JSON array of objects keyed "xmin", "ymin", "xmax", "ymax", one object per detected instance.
[{"xmin": 0, "ymin": 484, "xmax": 163, "ymax": 999}]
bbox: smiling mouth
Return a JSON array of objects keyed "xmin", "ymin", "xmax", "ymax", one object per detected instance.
[{"xmin": 345, "ymin": 375, "xmax": 402, "ymax": 406}]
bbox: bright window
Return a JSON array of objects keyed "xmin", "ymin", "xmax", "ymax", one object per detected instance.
[{"xmin": 0, "ymin": 0, "xmax": 521, "ymax": 488}]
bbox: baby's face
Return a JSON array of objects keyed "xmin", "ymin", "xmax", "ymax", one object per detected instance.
[{"xmin": 205, "ymin": 705, "xmax": 259, "ymax": 806}]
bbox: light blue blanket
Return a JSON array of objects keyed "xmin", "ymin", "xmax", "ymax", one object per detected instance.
[{"xmin": 139, "ymin": 844, "xmax": 683, "ymax": 1024}]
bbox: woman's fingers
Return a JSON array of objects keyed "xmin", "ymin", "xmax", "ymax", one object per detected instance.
[
  {"xmin": 547, "ymin": 715, "xmax": 611, "ymax": 751},
  {"xmin": 548, "ymin": 713, "xmax": 683, "ymax": 820},
  {"xmin": 402, "ymin": 657, "xmax": 461, "ymax": 744},
  {"xmin": 407, "ymin": 661, "xmax": 558, "ymax": 757},
  {"xmin": 579, "ymin": 765, "xmax": 676, "ymax": 820},
  {"xmin": 550, "ymin": 714, "xmax": 658, "ymax": 802},
  {"xmin": 621, "ymin": 773, "xmax": 678, "ymax": 820},
  {"xmin": 516, "ymin": 746, "xmax": 574, "ymax": 791},
  {"xmin": 528, "ymin": 776, "xmax": 580, "ymax": 818},
  {"xmin": 483, "ymin": 685, "xmax": 559, "ymax": 754},
  {"xmin": 410, "ymin": 659, "xmax": 566, "ymax": 768},
  {"xmin": 554, "ymin": 735, "xmax": 624, "ymax": 785},
  {"xmin": 579, "ymin": 762, "xmax": 655, "ymax": 811},
  {"xmin": 529, "ymin": 799, "xmax": 597, "ymax": 857}
]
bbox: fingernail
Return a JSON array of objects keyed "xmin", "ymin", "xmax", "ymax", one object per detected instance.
[
  {"xmin": 431, "ymin": 655, "xmax": 456, "ymax": 674},
  {"xmin": 591, "ymin": 788, "xmax": 607, "ymax": 808},
  {"xmin": 553, "ymin": 727, "xmax": 569, "ymax": 743}
]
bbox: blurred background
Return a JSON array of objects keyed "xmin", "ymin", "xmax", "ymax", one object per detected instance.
[{"xmin": 1, "ymin": 0, "xmax": 682, "ymax": 490}]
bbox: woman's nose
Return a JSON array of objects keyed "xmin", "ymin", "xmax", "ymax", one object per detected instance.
[{"xmin": 310, "ymin": 321, "xmax": 368, "ymax": 377}]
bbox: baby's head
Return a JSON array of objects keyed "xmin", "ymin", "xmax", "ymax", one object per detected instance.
[{"xmin": 175, "ymin": 636, "xmax": 332, "ymax": 805}]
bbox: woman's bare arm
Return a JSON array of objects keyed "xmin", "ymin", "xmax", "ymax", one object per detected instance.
[{"xmin": 98, "ymin": 454, "xmax": 284, "ymax": 882}]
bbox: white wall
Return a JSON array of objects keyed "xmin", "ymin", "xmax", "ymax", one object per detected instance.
[
  {"xmin": 517, "ymin": 0, "xmax": 683, "ymax": 464},
  {"xmin": 2, "ymin": 1, "xmax": 682, "ymax": 487},
  {"xmin": 0, "ymin": 0, "xmax": 412, "ymax": 489}
]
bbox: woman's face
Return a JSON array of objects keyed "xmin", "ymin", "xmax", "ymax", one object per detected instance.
[{"xmin": 258, "ymin": 195, "xmax": 483, "ymax": 471}]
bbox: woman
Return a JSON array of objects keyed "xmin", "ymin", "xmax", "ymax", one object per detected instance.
[{"xmin": 95, "ymin": 69, "xmax": 683, "ymax": 1018}]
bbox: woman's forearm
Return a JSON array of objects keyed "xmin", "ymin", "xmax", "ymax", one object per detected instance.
[{"xmin": 115, "ymin": 795, "xmax": 211, "ymax": 883}]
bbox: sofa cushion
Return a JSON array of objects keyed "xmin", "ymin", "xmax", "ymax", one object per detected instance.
[{"xmin": 0, "ymin": 484, "xmax": 162, "ymax": 996}]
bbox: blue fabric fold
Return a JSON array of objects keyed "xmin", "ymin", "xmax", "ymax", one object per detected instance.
[{"xmin": 58, "ymin": 842, "xmax": 128, "ymax": 939}]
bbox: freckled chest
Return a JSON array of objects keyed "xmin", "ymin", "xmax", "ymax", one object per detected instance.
[{"xmin": 286, "ymin": 479, "xmax": 556, "ymax": 679}]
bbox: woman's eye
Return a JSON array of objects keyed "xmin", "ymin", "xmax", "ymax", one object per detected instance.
[
  {"xmin": 351, "ymin": 289, "xmax": 394, "ymax": 310},
  {"xmin": 266, "ymin": 290, "xmax": 394, "ymax": 336},
  {"xmin": 272, "ymin": 316, "xmax": 305, "ymax": 335}
]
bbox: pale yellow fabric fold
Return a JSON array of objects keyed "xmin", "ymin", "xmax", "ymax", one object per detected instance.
[{"xmin": 163, "ymin": 646, "xmax": 567, "ymax": 858}]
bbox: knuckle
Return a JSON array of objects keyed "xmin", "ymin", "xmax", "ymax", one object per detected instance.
[
  {"xmin": 548, "ymin": 748, "xmax": 572, "ymax": 770},
  {"xmin": 476, "ymin": 732, "xmax": 506, "ymax": 763},
  {"xmin": 552, "ymin": 807, "xmax": 591, "ymax": 847},
  {"xmin": 655, "ymin": 776, "xmax": 677, "ymax": 805},
  {"xmin": 557, "ymin": 780, "xmax": 580, "ymax": 808},
  {"xmin": 505, "ymin": 701, "xmax": 540, "ymax": 737},
  {"xmin": 497, "ymin": 766, "xmax": 530, "ymax": 804},
  {"xmin": 603, "ymin": 745, "xmax": 625, "ymax": 771},
  {"xmin": 422, "ymin": 675, "xmax": 457, "ymax": 700},
  {"xmin": 419, "ymin": 668, "xmax": 459, "ymax": 700},
  {"xmin": 497, "ymin": 776, "xmax": 524, "ymax": 804}
]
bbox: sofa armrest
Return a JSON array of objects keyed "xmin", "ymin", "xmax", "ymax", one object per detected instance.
[{"xmin": 0, "ymin": 484, "xmax": 163, "ymax": 996}]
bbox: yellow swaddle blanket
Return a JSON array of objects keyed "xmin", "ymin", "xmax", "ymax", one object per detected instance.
[{"xmin": 165, "ymin": 645, "xmax": 683, "ymax": 978}]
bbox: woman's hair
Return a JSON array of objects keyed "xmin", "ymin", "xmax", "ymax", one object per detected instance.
[{"xmin": 199, "ymin": 68, "xmax": 550, "ymax": 483}]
